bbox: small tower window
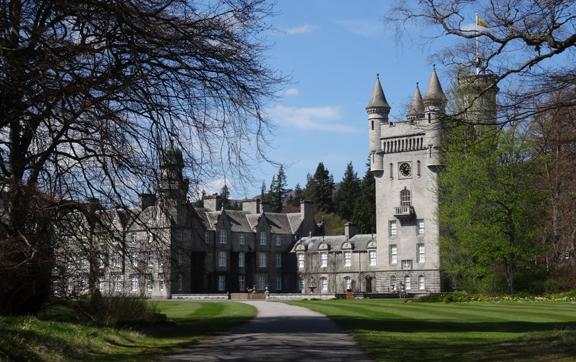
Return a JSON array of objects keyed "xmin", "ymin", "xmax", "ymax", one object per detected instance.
[
  {"xmin": 401, "ymin": 189, "xmax": 411, "ymax": 206},
  {"xmin": 417, "ymin": 160, "xmax": 421, "ymax": 177},
  {"xmin": 390, "ymin": 163, "xmax": 393, "ymax": 179},
  {"xmin": 371, "ymin": 120, "xmax": 374, "ymax": 130}
]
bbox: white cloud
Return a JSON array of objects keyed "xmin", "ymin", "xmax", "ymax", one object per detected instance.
[
  {"xmin": 284, "ymin": 23, "xmax": 319, "ymax": 35},
  {"xmin": 338, "ymin": 20, "xmax": 382, "ymax": 37},
  {"xmin": 268, "ymin": 105, "xmax": 357, "ymax": 133},
  {"xmin": 285, "ymin": 88, "xmax": 299, "ymax": 95}
]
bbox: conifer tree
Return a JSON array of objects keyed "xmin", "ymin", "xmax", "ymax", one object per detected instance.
[
  {"xmin": 351, "ymin": 161, "xmax": 376, "ymax": 234},
  {"xmin": 304, "ymin": 162, "xmax": 334, "ymax": 213},
  {"xmin": 269, "ymin": 166, "xmax": 288, "ymax": 212},
  {"xmin": 334, "ymin": 162, "xmax": 361, "ymax": 221},
  {"xmin": 221, "ymin": 184, "xmax": 232, "ymax": 210}
]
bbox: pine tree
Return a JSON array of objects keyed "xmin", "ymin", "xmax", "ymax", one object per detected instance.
[
  {"xmin": 352, "ymin": 161, "xmax": 376, "ymax": 234},
  {"xmin": 260, "ymin": 181, "xmax": 267, "ymax": 201},
  {"xmin": 334, "ymin": 162, "xmax": 362, "ymax": 221},
  {"xmin": 305, "ymin": 162, "xmax": 334, "ymax": 213},
  {"xmin": 287, "ymin": 183, "xmax": 304, "ymax": 207},
  {"xmin": 269, "ymin": 166, "xmax": 288, "ymax": 212},
  {"xmin": 221, "ymin": 184, "xmax": 231, "ymax": 210}
]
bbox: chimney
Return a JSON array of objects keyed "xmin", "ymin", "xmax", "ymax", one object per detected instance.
[
  {"xmin": 139, "ymin": 193, "xmax": 156, "ymax": 210},
  {"xmin": 261, "ymin": 201, "xmax": 271, "ymax": 213},
  {"xmin": 204, "ymin": 194, "xmax": 222, "ymax": 212},
  {"xmin": 301, "ymin": 200, "xmax": 314, "ymax": 220},
  {"xmin": 345, "ymin": 222, "xmax": 358, "ymax": 239},
  {"xmin": 242, "ymin": 198, "xmax": 260, "ymax": 214}
]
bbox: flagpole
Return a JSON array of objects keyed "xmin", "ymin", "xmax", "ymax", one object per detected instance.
[{"xmin": 476, "ymin": 13, "xmax": 479, "ymax": 75}]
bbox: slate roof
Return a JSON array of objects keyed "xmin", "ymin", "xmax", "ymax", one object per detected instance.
[
  {"xmin": 366, "ymin": 77, "xmax": 391, "ymax": 109},
  {"xmin": 264, "ymin": 212, "xmax": 295, "ymax": 234},
  {"xmin": 423, "ymin": 67, "xmax": 446, "ymax": 102},
  {"xmin": 407, "ymin": 84, "xmax": 425, "ymax": 118},
  {"xmin": 291, "ymin": 233, "xmax": 376, "ymax": 253},
  {"xmin": 222, "ymin": 210, "xmax": 254, "ymax": 233}
]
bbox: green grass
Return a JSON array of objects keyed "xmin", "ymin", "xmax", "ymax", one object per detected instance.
[
  {"xmin": 284, "ymin": 299, "xmax": 576, "ymax": 361},
  {"xmin": 0, "ymin": 301, "xmax": 256, "ymax": 362}
]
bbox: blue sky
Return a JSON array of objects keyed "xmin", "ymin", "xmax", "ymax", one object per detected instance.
[{"xmin": 213, "ymin": 0, "xmax": 458, "ymax": 199}]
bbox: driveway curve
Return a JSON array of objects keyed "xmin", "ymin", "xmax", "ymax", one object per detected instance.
[{"xmin": 157, "ymin": 300, "xmax": 373, "ymax": 362}]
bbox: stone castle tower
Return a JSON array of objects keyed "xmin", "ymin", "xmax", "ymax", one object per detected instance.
[{"xmin": 367, "ymin": 68, "xmax": 445, "ymax": 293}]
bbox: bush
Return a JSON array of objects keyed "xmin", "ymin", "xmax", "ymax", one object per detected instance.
[{"xmin": 74, "ymin": 291, "xmax": 160, "ymax": 325}]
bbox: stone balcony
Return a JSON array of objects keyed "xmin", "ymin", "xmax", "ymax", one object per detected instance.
[{"xmin": 394, "ymin": 206, "xmax": 414, "ymax": 219}]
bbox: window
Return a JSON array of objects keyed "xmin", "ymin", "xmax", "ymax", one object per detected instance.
[
  {"xmin": 111, "ymin": 252, "xmax": 120, "ymax": 267},
  {"xmin": 276, "ymin": 253, "xmax": 282, "ymax": 268},
  {"xmin": 260, "ymin": 232, "xmax": 267, "ymax": 245},
  {"xmin": 132, "ymin": 251, "xmax": 138, "ymax": 267},
  {"xmin": 320, "ymin": 252, "xmax": 328, "ymax": 267},
  {"xmin": 390, "ymin": 163, "xmax": 393, "ymax": 179},
  {"xmin": 218, "ymin": 251, "xmax": 227, "ymax": 267},
  {"xmin": 239, "ymin": 234, "xmax": 246, "ymax": 245},
  {"xmin": 275, "ymin": 236, "xmax": 281, "ymax": 246},
  {"xmin": 177, "ymin": 254, "xmax": 182, "ymax": 267},
  {"xmin": 146, "ymin": 275, "xmax": 153, "ymax": 291},
  {"xmin": 258, "ymin": 252, "xmax": 267, "ymax": 268},
  {"xmin": 159, "ymin": 274, "xmax": 165, "ymax": 291},
  {"xmin": 321, "ymin": 277, "xmax": 328, "ymax": 291},
  {"xmin": 131, "ymin": 232, "xmax": 137, "ymax": 243},
  {"xmin": 276, "ymin": 276, "xmax": 282, "ymax": 291},
  {"xmin": 205, "ymin": 232, "xmax": 210, "ymax": 244},
  {"xmin": 239, "ymin": 275, "xmax": 246, "ymax": 291},
  {"xmin": 417, "ymin": 219, "xmax": 425, "ymax": 236},
  {"xmin": 159, "ymin": 251, "xmax": 164, "ymax": 266},
  {"xmin": 418, "ymin": 275, "xmax": 425, "ymax": 290},
  {"xmin": 178, "ymin": 274, "xmax": 183, "ymax": 291},
  {"xmin": 344, "ymin": 277, "xmax": 352, "ymax": 290},
  {"xmin": 147, "ymin": 231, "xmax": 153, "ymax": 243},
  {"xmin": 417, "ymin": 244, "xmax": 426, "ymax": 263},
  {"xmin": 131, "ymin": 275, "xmax": 138, "ymax": 292},
  {"xmin": 298, "ymin": 278, "xmax": 304, "ymax": 291},
  {"xmin": 218, "ymin": 275, "xmax": 226, "ymax": 291},
  {"xmin": 404, "ymin": 275, "xmax": 411, "ymax": 290},
  {"xmin": 239, "ymin": 252, "xmax": 245, "ymax": 268},
  {"xmin": 369, "ymin": 250, "xmax": 377, "ymax": 266},
  {"xmin": 257, "ymin": 275, "xmax": 266, "ymax": 290},
  {"xmin": 390, "ymin": 245, "xmax": 398, "ymax": 264},
  {"xmin": 389, "ymin": 221, "xmax": 397, "ymax": 237},
  {"xmin": 298, "ymin": 253, "xmax": 304, "ymax": 268},
  {"xmin": 344, "ymin": 251, "xmax": 351, "ymax": 267},
  {"xmin": 147, "ymin": 251, "xmax": 153, "ymax": 266},
  {"xmin": 219, "ymin": 230, "xmax": 227, "ymax": 244},
  {"xmin": 112, "ymin": 274, "xmax": 122, "ymax": 292},
  {"xmin": 417, "ymin": 160, "xmax": 421, "ymax": 177},
  {"xmin": 401, "ymin": 189, "xmax": 411, "ymax": 206},
  {"xmin": 390, "ymin": 275, "xmax": 397, "ymax": 291}
]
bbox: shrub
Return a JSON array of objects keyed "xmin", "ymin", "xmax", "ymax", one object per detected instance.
[{"xmin": 74, "ymin": 291, "xmax": 160, "ymax": 325}]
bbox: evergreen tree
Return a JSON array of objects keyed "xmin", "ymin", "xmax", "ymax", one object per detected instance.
[
  {"xmin": 269, "ymin": 166, "xmax": 288, "ymax": 212},
  {"xmin": 334, "ymin": 162, "xmax": 362, "ymax": 221},
  {"xmin": 351, "ymin": 161, "xmax": 376, "ymax": 234},
  {"xmin": 287, "ymin": 183, "xmax": 304, "ymax": 207},
  {"xmin": 260, "ymin": 181, "xmax": 267, "ymax": 201},
  {"xmin": 221, "ymin": 184, "xmax": 231, "ymax": 210},
  {"xmin": 304, "ymin": 162, "xmax": 334, "ymax": 213}
]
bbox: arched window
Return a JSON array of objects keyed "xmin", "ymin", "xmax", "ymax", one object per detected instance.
[
  {"xmin": 404, "ymin": 275, "xmax": 411, "ymax": 290},
  {"xmin": 344, "ymin": 277, "xmax": 352, "ymax": 291},
  {"xmin": 418, "ymin": 275, "xmax": 425, "ymax": 290},
  {"xmin": 401, "ymin": 189, "xmax": 411, "ymax": 206}
]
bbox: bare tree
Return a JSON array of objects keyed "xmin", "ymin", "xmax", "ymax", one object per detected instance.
[{"xmin": 0, "ymin": 0, "xmax": 286, "ymax": 314}]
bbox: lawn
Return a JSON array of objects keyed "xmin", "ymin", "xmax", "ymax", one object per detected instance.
[
  {"xmin": 284, "ymin": 299, "xmax": 576, "ymax": 362},
  {"xmin": 0, "ymin": 301, "xmax": 256, "ymax": 362}
]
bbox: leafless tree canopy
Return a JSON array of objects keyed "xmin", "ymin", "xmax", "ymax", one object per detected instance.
[{"xmin": 0, "ymin": 0, "xmax": 285, "ymax": 313}]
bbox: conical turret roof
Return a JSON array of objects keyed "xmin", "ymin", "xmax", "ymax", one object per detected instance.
[
  {"xmin": 407, "ymin": 83, "xmax": 425, "ymax": 118},
  {"xmin": 160, "ymin": 143, "xmax": 185, "ymax": 168},
  {"xmin": 366, "ymin": 77, "xmax": 390, "ymax": 110},
  {"xmin": 423, "ymin": 66, "xmax": 446, "ymax": 102}
]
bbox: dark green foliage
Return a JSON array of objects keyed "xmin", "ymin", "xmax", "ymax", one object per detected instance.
[
  {"xmin": 351, "ymin": 161, "xmax": 376, "ymax": 234},
  {"xmin": 334, "ymin": 162, "xmax": 361, "ymax": 221},
  {"xmin": 221, "ymin": 184, "xmax": 232, "ymax": 210},
  {"xmin": 304, "ymin": 162, "xmax": 334, "ymax": 213},
  {"xmin": 268, "ymin": 166, "xmax": 288, "ymax": 212},
  {"xmin": 287, "ymin": 183, "xmax": 304, "ymax": 207},
  {"xmin": 417, "ymin": 292, "xmax": 475, "ymax": 303}
]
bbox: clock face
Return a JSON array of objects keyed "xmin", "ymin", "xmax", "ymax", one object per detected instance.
[{"xmin": 399, "ymin": 162, "xmax": 412, "ymax": 177}]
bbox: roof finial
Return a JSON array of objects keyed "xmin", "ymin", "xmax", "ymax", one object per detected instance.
[
  {"xmin": 416, "ymin": 81, "xmax": 419, "ymax": 88},
  {"xmin": 433, "ymin": 64, "xmax": 436, "ymax": 69},
  {"xmin": 376, "ymin": 73, "xmax": 379, "ymax": 80}
]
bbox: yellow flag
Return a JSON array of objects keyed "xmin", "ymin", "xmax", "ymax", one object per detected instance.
[{"xmin": 477, "ymin": 16, "xmax": 487, "ymax": 27}]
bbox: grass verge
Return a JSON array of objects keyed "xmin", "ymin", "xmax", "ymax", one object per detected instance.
[
  {"xmin": 284, "ymin": 299, "xmax": 576, "ymax": 362},
  {"xmin": 0, "ymin": 301, "xmax": 256, "ymax": 362}
]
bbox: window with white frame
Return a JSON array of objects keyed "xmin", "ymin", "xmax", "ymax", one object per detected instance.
[
  {"xmin": 260, "ymin": 232, "xmax": 267, "ymax": 245},
  {"xmin": 276, "ymin": 253, "xmax": 282, "ymax": 267},
  {"xmin": 239, "ymin": 275, "xmax": 246, "ymax": 290},
  {"xmin": 390, "ymin": 245, "xmax": 398, "ymax": 264},
  {"xmin": 132, "ymin": 251, "xmax": 138, "ymax": 267},
  {"xmin": 369, "ymin": 250, "xmax": 377, "ymax": 266},
  {"xmin": 112, "ymin": 274, "xmax": 122, "ymax": 292},
  {"xmin": 257, "ymin": 275, "xmax": 266, "ymax": 290},
  {"xmin": 297, "ymin": 253, "xmax": 304, "ymax": 268},
  {"xmin": 321, "ymin": 277, "xmax": 328, "ymax": 291},
  {"xmin": 258, "ymin": 252, "xmax": 267, "ymax": 268},
  {"xmin": 389, "ymin": 220, "xmax": 397, "ymax": 237},
  {"xmin": 131, "ymin": 232, "xmax": 137, "ymax": 243},
  {"xmin": 417, "ymin": 244, "xmax": 425, "ymax": 263},
  {"xmin": 404, "ymin": 275, "xmax": 411, "ymax": 290},
  {"xmin": 178, "ymin": 274, "xmax": 183, "ymax": 291},
  {"xmin": 417, "ymin": 219, "xmax": 425, "ymax": 236},
  {"xmin": 147, "ymin": 251, "xmax": 153, "ymax": 266},
  {"xmin": 239, "ymin": 234, "xmax": 246, "ymax": 245},
  {"xmin": 146, "ymin": 275, "xmax": 153, "ymax": 291},
  {"xmin": 205, "ymin": 232, "xmax": 210, "ymax": 244},
  {"xmin": 344, "ymin": 251, "xmax": 351, "ymax": 267},
  {"xmin": 220, "ymin": 230, "xmax": 227, "ymax": 244},
  {"xmin": 218, "ymin": 275, "xmax": 226, "ymax": 291},
  {"xmin": 390, "ymin": 275, "xmax": 397, "ymax": 291},
  {"xmin": 298, "ymin": 278, "xmax": 304, "ymax": 291},
  {"xmin": 418, "ymin": 275, "xmax": 425, "ymax": 290},
  {"xmin": 159, "ymin": 274, "xmax": 165, "ymax": 291},
  {"xmin": 239, "ymin": 252, "xmax": 245, "ymax": 268},
  {"xmin": 276, "ymin": 276, "xmax": 282, "ymax": 291},
  {"xmin": 275, "ymin": 235, "xmax": 281, "ymax": 246},
  {"xmin": 112, "ymin": 252, "xmax": 120, "ymax": 267},
  {"xmin": 344, "ymin": 277, "xmax": 352, "ymax": 290},
  {"xmin": 218, "ymin": 251, "xmax": 227, "ymax": 267},
  {"xmin": 147, "ymin": 231, "xmax": 153, "ymax": 243},
  {"xmin": 320, "ymin": 252, "xmax": 328, "ymax": 267},
  {"xmin": 131, "ymin": 275, "xmax": 138, "ymax": 292},
  {"xmin": 400, "ymin": 189, "xmax": 411, "ymax": 206}
]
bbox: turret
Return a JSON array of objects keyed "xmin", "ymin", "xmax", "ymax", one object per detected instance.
[
  {"xmin": 458, "ymin": 73, "xmax": 499, "ymax": 125},
  {"xmin": 366, "ymin": 75, "xmax": 390, "ymax": 172},
  {"xmin": 406, "ymin": 83, "xmax": 425, "ymax": 121},
  {"xmin": 423, "ymin": 65, "xmax": 446, "ymax": 122},
  {"xmin": 156, "ymin": 143, "xmax": 189, "ymax": 201}
]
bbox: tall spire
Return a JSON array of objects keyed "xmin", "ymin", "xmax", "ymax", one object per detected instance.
[
  {"xmin": 423, "ymin": 65, "xmax": 446, "ymax": 105},
  {"xmin": 407, "ymin": 82, "xmax": 425, "ymax": 120},
  {"xmin": 366, "ymin": 75, "xmax": 391, "ymax": 110}
]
